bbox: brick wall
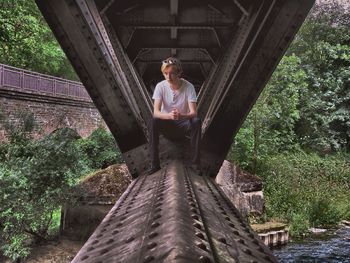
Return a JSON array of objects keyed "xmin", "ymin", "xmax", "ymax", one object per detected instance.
[{"xmin": 0, "ymin": 91, "xmax": 106, "ymax": 141}]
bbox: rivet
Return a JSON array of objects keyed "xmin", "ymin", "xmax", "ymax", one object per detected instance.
[
  {"xmin": 143, "ymin": 255, "xmax": 155, "ymax": 263},
  {"xmin": 198, "ymin": 255, "xmax": 211, "ymax": 263},
  {"xmin": 148, "ymin": 232, "xmax": 158, "ymax": 239},
  {"xmin": 153, "ymin": 214, "xmax": 161, "ymax": 219},
  {"xmin": 218, "ymin": 237, "xmax": 227, "ymax": 244},
  {"xmin": 106, "ymin": 238, "xmax": 114, "ymax": 244},
  {"xmin": 238, "ymin": 239, "xmax": 245, "ymax": 244},
  {"xmin": 195, "ymin": 232, "xmax": 205, "ymax": 239},
  {"xmin": 100, "ymin": 248, "xmax": 108, "ymax": 255},
  {"xmin": 196, "ymin": 242, "xmax": 207, "ymax": 251},
  {"xmin": 193, "ymin": 223, "xmax": 202, "ymax": 230},
  {"xmin": 125, "ymin": 236, "xmax": 134, "ymax": 243},
  {"xmin": 192, "ymin": 214, "xmax": 199, "ymax": 220},
  {"xmin": 147, "ymin": 242, "xmax": 157, "ymax": 249},
  {"xmin": 151, "ymin": 222, "xmax": 160, "ymax": 228},
  {"xmin": 243, "ymin": 248, "xmax": 252, "ymax": 255}
]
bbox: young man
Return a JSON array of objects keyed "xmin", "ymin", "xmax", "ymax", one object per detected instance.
[{"xmin": 148, "ymin": 57, "xmax": 201, "ymax": 174}]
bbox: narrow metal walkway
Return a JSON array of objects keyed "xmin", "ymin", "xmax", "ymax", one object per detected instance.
[{"xmin": 72, "ymin": 160, "xmax": 277, "ymax": 263}]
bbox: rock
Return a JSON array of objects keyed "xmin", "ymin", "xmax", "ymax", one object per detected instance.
[
  {"xmin": 309, "ymin": 227, "xmax": 327, "ymax": 234},
  {"xmin": 340, "ymin": 220, "xmax": 350, "ymax": 227},
  {"xmin": 216, "ymin": 160, "xmax": 265, "ymax": 218},
  {"xmin": 61, "ymin": 164, "xmax": 132, "ymax": 240},
  {"xmin": 217, "ymin": 160, "xmax": 262, "ymax": 192}
]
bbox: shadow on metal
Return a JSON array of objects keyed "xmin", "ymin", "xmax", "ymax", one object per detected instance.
[{"xmin": 71, "ymin": 160, "xmax": 277, "ymax": 263}]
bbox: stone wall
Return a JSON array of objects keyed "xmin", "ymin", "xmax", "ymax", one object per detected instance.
[{"xmin": 0, "ymin": 90, "xmax": 106, "ymax": 141}]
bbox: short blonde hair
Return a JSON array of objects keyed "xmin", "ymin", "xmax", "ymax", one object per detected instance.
[{"xmin": 161, "ymin": 57, "xmax": 182, "ymax": 74}]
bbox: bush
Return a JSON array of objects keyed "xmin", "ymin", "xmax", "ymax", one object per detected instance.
[
  {"xmin": 0, "ymin": 114, "xmax": 85, "ymax": 260},
  {"xmin": 75, "ymin": 127, "xmax": 122, "ymax": 170},
  {"xmin": 289, "ymin": 212, "xmax": 310, "ymax": 237},
  {"xmin": 309, "ymin": 198, "xmax": 342, "ymax": 227},
  {"xmin": 259, "ymin": 151, "xmax": 350, "ymax": 236}
]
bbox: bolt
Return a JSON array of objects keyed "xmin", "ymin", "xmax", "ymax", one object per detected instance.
[
  {"xmin": 147, "ymin": 242, "xmax": 157, "ymax": 249},
  {"xmin": 195, "ymin": 232, "xmax": 205, "ymax": 239},
  {"xmin": 218, "ymin": 237, "xmax": 227, "ymax": 244},
  {"xmin": 196, "ymin": 242, "xmax": 207, "ymax": 251},
  {"xmin": 125, "ymin": 236, "xmax": 134, "ymax": 243},
  {"xmin": 148, "ymin": 232, "xmax": 158, "ymax": 239}
]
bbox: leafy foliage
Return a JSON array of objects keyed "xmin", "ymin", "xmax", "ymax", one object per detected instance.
[
  {"xmin": 229, "ymin": 1, "xmax": 350, "ymax": 236},
  {"xmin": 230, "ymin": 55, "xmax": 307, "ymax": 172},
  {"xmin": 289, "ymin": 1, "xmax": 350, "ymax": 151},
  {"xmin": 75, "ymin": 127, "xmax": 123, "ymax": 170},
  {"xmin": 0, "ymin": 110, "xmax": 122, "ymax": 260},
  {"xmin": 0, "ymin": 0, "xmax": 78, "ymax": 80},
  {"xmin": 0, "ymin": 121, "xmax": 84, "ymax": 260},
  {"xmin": 260, "ymin": 152, "xmax": 350, "ymax": 236}
]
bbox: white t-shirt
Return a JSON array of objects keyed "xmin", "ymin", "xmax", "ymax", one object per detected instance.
[{"xmin": 152, "ymin": 79, "xmax": 197, "ymax": 115}]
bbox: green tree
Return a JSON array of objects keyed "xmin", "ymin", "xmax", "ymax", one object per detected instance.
[
  {"xmin": 230, "ymin": 55, "xmax": 307, "ymax": 172},
  {"xmin": 0, "ymin": 113, "xmax": 84, "ymax": 260},
  {"xmin": 289, "ymin": 1, "xmax": 350, "ymax": 151},
  {"xmin": 0, "ymin": 0, "xmax": 78, "ymax": 80}
]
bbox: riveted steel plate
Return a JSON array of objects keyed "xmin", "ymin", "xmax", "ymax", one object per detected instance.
[{"xmin": 71, "ymin": 160, "xmax": 277, "ymax": 263}]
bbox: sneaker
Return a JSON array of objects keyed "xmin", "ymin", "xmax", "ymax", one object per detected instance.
[{"xmin": 147, "ymin": 165, "xmax": 161, "ymax": 175}]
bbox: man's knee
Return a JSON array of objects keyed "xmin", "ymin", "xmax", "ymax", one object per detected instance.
[{"xmin": 191, "ymin": 117, "xmax": 201, "ymax": 127}]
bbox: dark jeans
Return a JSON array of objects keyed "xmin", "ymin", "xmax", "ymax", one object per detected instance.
[{"xmin": 149, "ymin": 117, "xmax": 201, "ymax": 167}]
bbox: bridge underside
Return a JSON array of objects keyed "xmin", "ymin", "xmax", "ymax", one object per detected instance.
[
  {"xmin": 36, "ymin": 0, "xmax": 314, "ymax": 178},
  {"xmin": 35, "ymin": 0, "xmax": 314, "ymax": 262}
]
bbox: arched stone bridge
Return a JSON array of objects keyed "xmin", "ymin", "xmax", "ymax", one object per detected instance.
[{"xmin": 35, "ymin": 0, "xmax": 314, "ymax": 262}]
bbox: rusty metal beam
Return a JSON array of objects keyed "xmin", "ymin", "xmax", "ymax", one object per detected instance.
[
  {"xmin": 71, "ymin": 161, "xmax": 278, "ymax": 263},
  {"xmin": 199, "ymin": 0, "xmax": 315, "ymax": 176},
  {"xmin": 35, "ymin": 0, "xmax": 153, "ymax": 177},
  {"xmin": 35, "ymin": 0, "xmax": 147, "ymax": 153}
]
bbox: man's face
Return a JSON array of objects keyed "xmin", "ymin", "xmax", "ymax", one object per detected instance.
[{"xmin": 163, "ymin": 66, "xmax": 180, "ymax": 83}]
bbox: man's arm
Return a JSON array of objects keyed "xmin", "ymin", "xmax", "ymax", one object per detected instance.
[
  {"xmin": 178, "ymin": 102, "xmax": 197, "ymax": 119},
  {"xmin": 153, "ymin": 99, "xmax": 176, "ymax": 119}
]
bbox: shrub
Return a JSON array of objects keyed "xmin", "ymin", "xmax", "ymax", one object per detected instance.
[
  {"xmin": 75, "ymin": 127, "xmax": 123, "ymax": 170},
  {"xmin": 259, "ymin": 151, "xmax": 350, "ymax": 236},
  {"xmin": 309, "ymin": 197, "xmax": 342, "ymax": 227},
  {"xmin": 0, "ymin": 116, "xmax": 85, "ymax": 260},
  {"xmin": 289, "ymin": 212, "xmax": 310, "ymax": 237}
]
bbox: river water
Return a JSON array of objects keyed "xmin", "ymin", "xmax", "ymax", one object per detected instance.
[{"xmin": 273, "ymin": 227, "xmax": 350, "ymax": 263}]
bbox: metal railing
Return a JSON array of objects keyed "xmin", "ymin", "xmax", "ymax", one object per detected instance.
[{"xmin": 0, "ymin": 63, "xmax": 91, "ymax": 102}]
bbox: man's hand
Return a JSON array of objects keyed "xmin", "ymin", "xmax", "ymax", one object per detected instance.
[{"xmin": 170, "ymin": 108, "xmax": 180, "ymax": 120}]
